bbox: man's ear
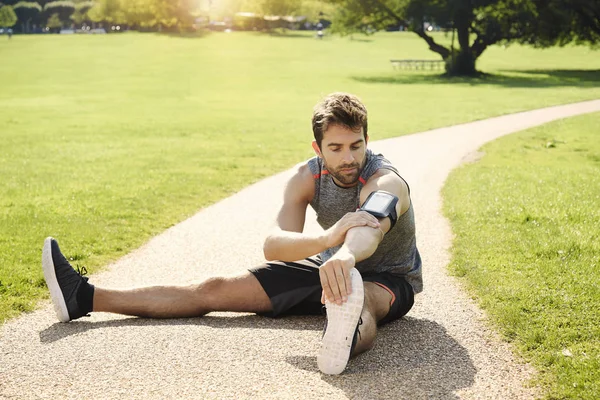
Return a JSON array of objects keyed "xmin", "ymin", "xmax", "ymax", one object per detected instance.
[
  {"xmin": 365, "ymin": 134, "xmax": 369, "ymax": 145},
  {"xmin": 312, "ymin": 141, "xmax": 322, "ymax": 157}
]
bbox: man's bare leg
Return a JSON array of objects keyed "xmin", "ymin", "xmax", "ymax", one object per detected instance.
[
  {"xmin": 350, "ymin": 282, "xmax": 393, "ymax": 356},
  {"xmin": 42, "ymin": 236, "xmax": 272, "ymax": 322},
  {"xmin": 93, "ymin": 273, "xmax": 272, "ymax": 318}
]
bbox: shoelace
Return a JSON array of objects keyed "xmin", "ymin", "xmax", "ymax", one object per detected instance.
[
  {"xmin": 356, "ymin": 317, "xmax": 363, "ymax": 341},
  {"xmin": 75, "ymin": 265, "xmax": 91, "ymax": 318},
  {"xmin": 75, "ymin": 265, "xmax": 88, "ymax": 277}
]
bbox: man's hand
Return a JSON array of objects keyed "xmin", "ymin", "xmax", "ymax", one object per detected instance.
[
  {"xmin": 324, "ymin": 211, "xmax": 380, "ymax": 248},
  {"xmin": 319, "ymin": 250, "xmax": 356, "ymax": 305}
]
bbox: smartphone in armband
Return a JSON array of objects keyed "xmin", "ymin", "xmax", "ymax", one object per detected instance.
[{"xmin": 359, "ymin": 190, "xmax": 399, "ymax": 229}]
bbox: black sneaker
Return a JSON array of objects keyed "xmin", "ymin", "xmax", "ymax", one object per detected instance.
[
  {"xmin": 350, "ymin": 317, "xmax": 363, "ymax": 353},
  {"xmin": 42, "ymin": 237, "xmax": 93, "ymax": 322},
  {"xmin": 317, "ymin": 268, "xmax": 364, "ymax": 375}
]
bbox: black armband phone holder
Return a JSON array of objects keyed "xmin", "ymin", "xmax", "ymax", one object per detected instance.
[{"xmin": 359, "ymin": 190, "xmax": 399, "ymax": 229}]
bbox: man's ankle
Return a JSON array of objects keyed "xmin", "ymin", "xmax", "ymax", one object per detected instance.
[{"xmin": 76, "ymin": 281, "xmax": 95, "ymax": 314}]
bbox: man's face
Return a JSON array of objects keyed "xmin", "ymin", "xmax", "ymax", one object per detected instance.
[{"xmin": 313, "ymin": 124, "xmax": 368, "ymax": 187}]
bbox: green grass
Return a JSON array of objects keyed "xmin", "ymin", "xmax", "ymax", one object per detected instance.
[
  {"xmin": 0, "ymin": 31, "xmax": 599, "ymax": 323},
  {"xmin": 443, "ymin": 113, "xmax": 600, "ymax": 399}
]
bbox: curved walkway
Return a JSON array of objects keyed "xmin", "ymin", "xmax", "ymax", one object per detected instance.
[{"xmin": 2, "ymin": 100, "xmax": 600, "ymax": 399}]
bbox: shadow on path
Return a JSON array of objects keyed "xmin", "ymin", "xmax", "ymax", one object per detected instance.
[
  {"xmin": 38, "ymin": 315, "xmax": 475, "ymax": 398},
  {"xmin": 39, "ymin": 314, "xmax": 323, "ymax": 344},
  {"xmin": 287, "ymin": 317, "xmax": 475, "ymax": 399},
  {"xmin": 38, "ymin": 315, "xmax": 474, "ymax": 398},
  {"xmin": 352, "ymin": 69, "xmax": 600, "ymax": 88}
]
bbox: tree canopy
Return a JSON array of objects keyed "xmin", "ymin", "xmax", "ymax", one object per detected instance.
[
  {"xmin": 12, "ymin": 1, "xmax": 42, "ymax": 32},
  {"xmin": 327, "ymin": 0, "xmax": 600, "ymax": 75},
  {"xmin": 0, "ymin": 4, "xmax": 18, "ymax": 27},
  {"xmin": 523, "ymin": 0, "xmax": 600, "ymax": 46},
  {"xmin": 5, "ymin": 0, "xmax": 334, "ymax": 33}
]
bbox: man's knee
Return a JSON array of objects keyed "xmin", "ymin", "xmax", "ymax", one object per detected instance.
[
  {"xmin": 364, "ymin": 282, "xmax": 393, "ymax": 321},
  {"xmin": 193, "ymin": 276, "xmax": 227, "ymax": 297},
  {"xmin": 189, "ymin": 274, "xmax": 271, "ymax": 313}
]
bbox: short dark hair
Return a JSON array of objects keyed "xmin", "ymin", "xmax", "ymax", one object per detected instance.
[{"xmin": 312, "ymin": 92, "xmax": 368, "ymax": 148}]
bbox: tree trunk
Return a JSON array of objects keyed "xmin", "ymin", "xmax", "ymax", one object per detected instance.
[
  {"xmin": 445, "ymin": 17, "xmax": 477, "ymax": 76},
  {"xmin": 445, "ymin": 48, "xmax": 477, "ymax": 76}
]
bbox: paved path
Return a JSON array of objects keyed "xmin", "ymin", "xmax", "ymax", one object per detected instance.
[{"xmin": 2, "ymin": 100, "xmax": 600, "ymax": 400}]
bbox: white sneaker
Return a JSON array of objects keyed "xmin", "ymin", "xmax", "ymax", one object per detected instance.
[{"xmin": 317, "ymin": 268, "xmax": 364, "ymax": 375}]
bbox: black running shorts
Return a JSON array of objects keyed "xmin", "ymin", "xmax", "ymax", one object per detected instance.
[{"xmin": 249, "ymin": 257, "xmax": 414, "ymax": 326}]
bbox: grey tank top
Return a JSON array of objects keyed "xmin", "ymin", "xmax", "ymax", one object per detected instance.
[{"xmin": 307, "ymin": 149, "xmax": 423, "ymax": 293}]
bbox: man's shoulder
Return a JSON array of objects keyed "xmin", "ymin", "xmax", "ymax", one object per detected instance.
[
  {"xmin": 361, "ymin": 169, "xmax": 408, "ymax": 199},
  {"xmin": 291, "ymin": 159, "xmax": 316, "ymax": 179},
  {"xmin": 361, "ymin": 168, "xmax": 410, "ymax": 214},
  {"xmin": 366, "ymin": 167, "xmax": 401, "ymax": 182},
  {"xmin": 284, "ymin": 160, "xmax": 317, "ymax": 202}
]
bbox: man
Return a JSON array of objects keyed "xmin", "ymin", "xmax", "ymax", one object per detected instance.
[{"xmin": 42, "ymin": 92, "xmax": 422, "ymax": 375}]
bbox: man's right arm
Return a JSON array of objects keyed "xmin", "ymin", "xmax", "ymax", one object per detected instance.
[
  {"xmin": 263, "ymin": 164, "xmax": 381, "ymax": 262},
  {"xmin": 262, "ymin": 164, "xmax": 325, "ymax": 262}
]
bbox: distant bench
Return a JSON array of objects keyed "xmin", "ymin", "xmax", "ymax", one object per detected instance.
[{"xmin": 391, "ymin": 59, "xmax": 445, "ymax": 70}]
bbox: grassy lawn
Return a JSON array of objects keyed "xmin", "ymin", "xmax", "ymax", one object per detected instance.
[
  {"xmin": 443, "ymin": 113, "xmax": 600, "ymax": 399},
  {"xmin": 0, "ymin": 31, "xmax": 599, "ymax": 323}
]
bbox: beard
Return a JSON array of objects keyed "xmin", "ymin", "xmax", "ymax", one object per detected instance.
[{"xmin": 325, "ymin": 160, "xmax": 362, "ymax": 186}]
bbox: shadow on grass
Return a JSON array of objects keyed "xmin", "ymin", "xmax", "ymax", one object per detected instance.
[
  {"xmin": 352, "ymin": 69, "xmax": 600, "ymax": 88},
  {"xmin": 152, "ymin": 30, "xmax": 212, "ymax": 39},
  {"xmin": 348, "ymin": 37, "xmax": 374, "ymax": 43},
  {"xmin": 255, "ymin": 30, "xmax": 316, "ymax": 39}
]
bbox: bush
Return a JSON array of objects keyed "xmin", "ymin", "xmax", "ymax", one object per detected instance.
[{"xmin": 0, "ymin": 5, "xmax": 18, "ymax": 27}]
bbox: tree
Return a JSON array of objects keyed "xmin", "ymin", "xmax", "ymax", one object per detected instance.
[
  {"xmin": 0, "ymin": 4, "xmax": 18, "ymax": 27},
  {"xmin": 70, "ymin": 1, "xmax": 94, "ymax": 26},
  {"xmin": 46, "ymin": 11, "xmax": 61, "ymax": 30},
  {"xmin": 297, "ymin": 0, "xmax": 336, "ymax": 21},
  {"xmin": 327, "ymin": 0, "xmax": 599, "ymax": 76},
  {"xmin": 88, "ymin": 0, "xmax": 198, "ymax": 31},
  {"xmin": 149, "ymin": 0, "xmax": 198, "ymax": 30},
  {"xmin": 258, "ymin": 0, "xmax": 300, "ymax": 16},
  {"xmin": 13, "ymin": 1, "xmax": 42, "ymax": 33},
  {"xmin": 44, "ymin": 1, "xmax": 75, "ymax": 27},
  {"xmin": 118, "ymin": 0, "xmax": 155, "ymax": 29},
  {"xmin": 88, "ymin": 0, "xmax": 126, "ymax": 27},
  {"xmin": 523, "ymin": 0, "xmax": 600, "ymax": 46}
]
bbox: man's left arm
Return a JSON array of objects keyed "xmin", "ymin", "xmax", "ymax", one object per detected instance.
[{"xmin": 319, "ymin": 170, "xmax": 410, "ymax": 305}]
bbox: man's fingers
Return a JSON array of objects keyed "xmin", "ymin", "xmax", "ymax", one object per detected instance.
[
  {"xmin": 334, "ymin": 266, "xmax": 347, "ymax": 302},
  {"xmin": 358, "ymin": 212, "xmax": 381, "ymax": 227},
  {"xmin": 320, "ymin": 262, "xmax": 342, "ymax": 305},
  {"xmin": 319, "ymin": 269, "xmax": 335, "ymax": 304},
  {"xmin": 348, "ymin": 212, "xmax": 380, "ymax": 228},
  {"xmin": 344, "ymin": 215, "xmax": 379, "ymax": 230},
  {"xmin": 325, "ymin": 267, "xmax": 342, "ymax": 304}
]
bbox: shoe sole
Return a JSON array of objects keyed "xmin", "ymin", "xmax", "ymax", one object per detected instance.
[
  {"xmin": 317, "ymin": 268, "xmax": 364, "ymax": 375},
  {"xmin": 42, "ymin": 237, "xmax": 70, "ymax": 322}
]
